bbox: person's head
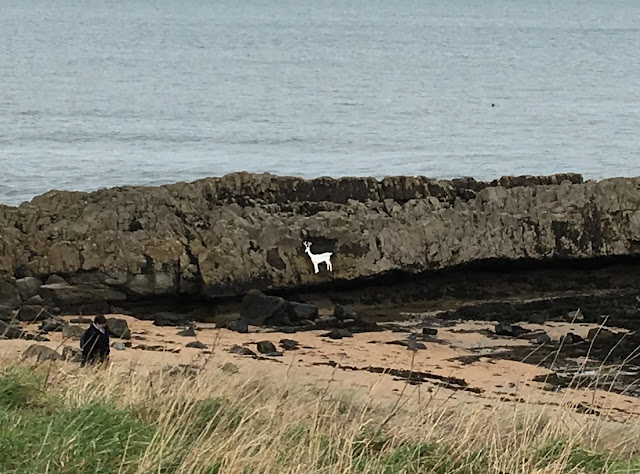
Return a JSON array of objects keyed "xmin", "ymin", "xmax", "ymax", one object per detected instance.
[{"xmin": 94, "ymin": 314, "xmax": 108, "ymax": 328}]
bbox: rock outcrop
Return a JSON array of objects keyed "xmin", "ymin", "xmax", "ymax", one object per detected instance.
[{"xmin": 1, "ymin": 172, "xmax": 639, "ymax": 310}]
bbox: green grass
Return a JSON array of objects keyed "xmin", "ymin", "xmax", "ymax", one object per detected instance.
[{"xmin": 2, "ymin": 363, "xmax": 640, "ymax": 473}]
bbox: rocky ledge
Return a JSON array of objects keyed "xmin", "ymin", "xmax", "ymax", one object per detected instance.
[{"xmin": 1, "ymin": 172, "xmax": 639, "ymax": 316}]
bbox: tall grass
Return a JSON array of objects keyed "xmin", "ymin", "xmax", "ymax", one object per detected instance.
[{"xmin": 1, "ymin": 356, "xmax": 640, "ymax": 473}]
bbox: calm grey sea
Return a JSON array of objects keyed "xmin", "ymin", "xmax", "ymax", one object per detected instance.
[{"xmin": 1, "ymin": 0, "xmax": 639, "ymax": 206}]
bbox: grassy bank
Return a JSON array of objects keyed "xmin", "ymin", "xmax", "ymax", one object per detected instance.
[{"xmin": 1, "ymin": 358, "xmax": 640, "ymax": 474}]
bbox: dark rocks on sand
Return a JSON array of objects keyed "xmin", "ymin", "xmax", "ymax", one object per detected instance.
[
  {"xmin": 256, "ymin": 341, "xmax": 277, "ymax": 354},
  {"xmin": 422, "ymin": 327, "xmax": 438, "ymax": 336},
  {"xmin": 324, "ymin": 328, "xmax": 353, "ymax": 339},
  {"xmin": 153, "ymin": 312, "xmax": 188, "ymax": 327},
  {"xmin": 333, "ymin": 304, "xmax": 357, "ymax": 321},
  {"xmin": 536, "ymin": 333, "xmax": 552, "ymax": 344},
  {"xmin": 70, "ymin": 317, "xmax": 92, "ymax": 324},
  {"xmin": 62, "ymin": 324, "xmax": 85, "ymax": 339},
  {"xmin": 38, "ymin": 317, "xmax": 66, "ymax": 333},
  {"xmin": 22, "ymin": 344, "xmax": 62, "ymax": 362},
  {"xmin": 240, "ymin": 290, "xmax": 291, "ymax": 327},
  {"xmin": 0, "ymin": 320, "xmax": 24, "ymax": 339},
  {"xmin": 560, "ymin": 332, "xmax": 584, "ymax": 345},
  {"xmin": 227, "ymin": 318, "xmax": 249, "ymax": 333},
  {"xmin": 62, "ymin": 346, "xmax": 83, "ymax": 362},
  {"xmin": 229, "ymin": 344, "xmax": 256, "ymax": 356},
  {"xmin": 387, "ymin": 339, "xmax": 427, "ymax": 350},
  {"xmin": 279, "ymin": 339, "xmax": 299, "ymax": 351},
  {"xmin": 15, "ymin": 305, "xmax": 52, "ymax": 322},
  {"xmin": 177, "ymin": 327, "xmax": 196, "ymax": 337},
  {"xmin": 107, "ymin": 318, "xmax": 131, "ymax": 339},
  {"xmin": 186, "ymin": 341, "xmax": 207, "ymax": 349},
  {"xmin": 527, "ymin": 314, "xmax": 546, "ymax": 325},
  {"xmin": 587, "ymin": 328, "xmax": 617, "ymax": 347},
  {"xmin": 495, "ymin": 322, "xmax": 528, "ymax": 337}
]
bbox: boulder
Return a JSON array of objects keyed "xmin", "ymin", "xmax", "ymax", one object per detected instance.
[
  {"xmin": 279, "ymin": 339, "xmax": 299, "ymax": 350},
  {"xmin": 186, "ymin": 341, "xmax": 207, "ymax": 349},
  {"xmin": 561, "ymin": 332, "xmax": 584, "ymax": 345},
  {"xmin": 112, "ymin": 342, "xmax": 127, "ymax": 350},
  {"xmin": 62, "ymin": 346, "xmax": 83, "ymax": 362},
  {"xmin": 387, "ymin": 339, "xmax": 427, "ymax": 350},
  {"xmin": 62, "ymin": 324, "xmax": 85, "ymax": 339},
  {"xmin": 0, "ymin": 279, "xmax": 21, "ymax": 308},
  {"xmin": 15, "ymin": 305, "xmax": 52, "ymax": 322},
  {"xmin": 107, "ymin": 318, "xmax": 131, "ymax": 339},
  {"xmin": 0, "ymin": 320, "xmax": 24, "ymax": 339},
  {"xmin": 70, "ymin": 317, "xmax": 92, "ymax": 324},
  {"xmin": 153, "ymin": 313, "xmax": 188, "ymax": 327},
  {"xmin": 495, "ymin": 322, "xmax": 528, "ymax": 337},
  {"xmin": 16, "ymin": 277, "xmax": 43, "ymax": 301},
  {"xmin": 288, "ymin": 301, "xmax": 319, "ymax": 321},
  {"xmin": 38, "ymin": 283, "xmax": 126, "ymax": 307},
  {"xmin": 323, "ymin": 328, "xmax": 353, "ymax": 339},
  {"xmin": 587, "ymin": 328, "xmax": 618, "ymax": 348},
  {"xmin": 227, "ymin": 318, "xmax": 249, "ymax": 333},
  {"xmin": 229, "ymin": 345, "xmax": 256, "ymax": 356},
  {"xmin": 22, "ymin": 344, "xmax": 62, "ymax": 362},
  {"xmin": 527, "ymin": 314, "xmax": 546, "ymax": 325},
  {"xmin": 256, "ymin": 341, "xmax": 277, "ymax": 354},
  {"xmin": 38, "ymin": 318, "xmax": 66, "ymax": 332},
  {"xmin": 422, "ymin": 328, "xmax": 438, "ymax": 336},
  {"xmin": 240, "ymin": 290, "xmax": 291, "ymax": 327},
  {"xmin": 333, "ymin": 304, "xmax": 357, "ymax": 321},
  {"xmin": 176, "ymin": 327, "xmax": 196, "ymax": 337},
  {"xmin": 26, "ymin": 295, "xmax": 46, "ymax": 305},
  {"xmin": 0, "ymin": 304, "xmax": 13, "ymax": 321},
  {"xmin": 536, "ymin": 333, "xmax": 552, "ymax": 344},
  {"xmin": 46, "ymin": 275, "xmax": 68, "ymax": 285}
]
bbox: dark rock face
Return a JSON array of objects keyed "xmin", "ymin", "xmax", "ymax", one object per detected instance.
[
  {"xmin": 422, "ymin": 327, "xmax": 438, "ymax": 336},
  {"xmin": 107, "ymin": 318, "xmax": 131, "ymax": 339},
  {"xmin": 1, "ymin": 172, "xmax": 629, "ymax": 308},
  {"xmin": 334, "ymin": 305, "xmax": 357, "ymax": 321},
  {"xmin": 15, "ymin": 305, "xmax": 51, "ymax": 322}
]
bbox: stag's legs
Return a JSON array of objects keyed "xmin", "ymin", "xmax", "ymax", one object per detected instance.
[
  {"xmin": 326, "ymin": 260, "xmax": 332, "ymax": 271},
  {"xmin": 313, "ymin": 263, "xmax": 319, "ymax": 273}
]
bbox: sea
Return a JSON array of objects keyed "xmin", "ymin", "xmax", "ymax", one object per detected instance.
[{"xmin": 1, "ymin": 0, "xmax": 639, "ymax": 206}]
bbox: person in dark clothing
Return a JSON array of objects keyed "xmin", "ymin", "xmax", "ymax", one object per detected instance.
[{"xmin": 80, "ymin": 314, "xmax": 110, "ymax": 366}]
